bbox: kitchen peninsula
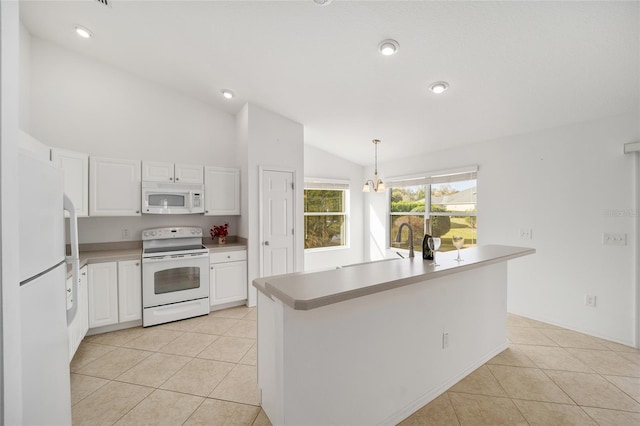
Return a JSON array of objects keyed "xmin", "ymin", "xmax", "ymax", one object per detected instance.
[{"xmin": 254, "ymin": 245, "xmax": 534, "ymax": 425}]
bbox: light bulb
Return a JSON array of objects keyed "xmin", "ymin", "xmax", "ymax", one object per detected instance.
[
  {"xmin": 75, "ymin": 26, "xmax": 92, "ymax": 39},
  {"xmin": 429, "ymin": 81, "xmax": 449, "ymax": 94},
  {"xmin": 378, "ymin": 39, "xmax": 399, "ymax": 56},
  {"xmin": 221, "ymin": 89, "xmax": 234, "ymax": 99}
]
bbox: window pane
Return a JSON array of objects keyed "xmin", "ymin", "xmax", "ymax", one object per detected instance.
[
  {"xmin": 390, "ymin": 214, "xmax": 425, "ymax": 253},
  {"xmin": 428, "ymin": 215, "xmax": 477, "ymax": 252},
  {"xmin": 305, "ymin": 215, "xmax": 346, "ymax": 249},
  {"xmin": 430, "ymin": 180, "xmax": 477, "ymax": 214},
  {"xmin": 305, "ymin": 189, "xmax": 344, "ymax": 213},
  {"xmin": 154, "ymin": 267, "xmax": 200, "ymax": 294},
  {"xmin": 390, "ymin": 185, "xmax": 425, "ymax": 213}
]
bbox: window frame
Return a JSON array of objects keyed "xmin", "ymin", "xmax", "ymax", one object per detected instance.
[
  {"xmin": 387, "ymin": 167, "xmax": 477, "ymax": 254},
  {"xmin": 304, "ymin": 180, "xmax": 350, "ymax": 252}
]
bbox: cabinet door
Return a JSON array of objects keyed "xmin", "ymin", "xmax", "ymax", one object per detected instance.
[
  {"xmin": 89, "ymin": 157, "xmax": 141, "ymax": 216},
  {"xmin": 210, "ymin": 260, "xmax": 247, "ymax": 306},
  {"xmin": 175, "ymin": 164, "xmax": 204, "ymax": 184},
  {"xmin": 88, "ymin": 263, "xmax": 118, "ymax": 328},
  {"xmin": 142, "ymin": 161, "xmax": 174, "ymax": 182},
  {"xmin": 69, "ymin": 266, "xmax": 90, "ymax": 361},
  {"xmin": 118, "ymin": 260, "xmax": 142, "ymax": 322},
  {"xmin": 51, "ymin": 148, "xmax": 89, "ymax": 217},
  {"xmin": 79, "ymin": 266, "xmax": 89, "ymax": 340},
  {"xmin": 204, "ymin": 167, "xmax": 240, "ymax": 215}
]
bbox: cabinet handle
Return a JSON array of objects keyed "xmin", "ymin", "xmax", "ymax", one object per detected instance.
[
  {"xmin": 264, "ymin": 241, "xmax": 270, "ymax": 246},
  {"xmin": 136, "ymin": 210, "xmax": 140, "ymax": 214},
  {"xmin": 82, "ymin": 272, "xmax": 86, "ymax": 276},
  {"xmin": 136, "ymin": 262, "xmax": 140, "ymax": 266},
  {"xmin": 169, "ymin": 177, "xmax": 173, "ymax": 181},
  {"xmin": 205, "ymin": 210, "xmax": 209, "ymax": 213},
  {"xmin": 210, "ymin": 266, "xmax": 214, "ymax": 269},
  {"xmin": 176, "ymin": 177, "xmax": 180, "ymax": 181}
]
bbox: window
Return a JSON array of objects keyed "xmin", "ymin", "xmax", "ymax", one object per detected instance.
[
  {"xmin": 389, "ymin": 168, "xmax": 477, "ymax": 253},
  {"xmin": 304, "ymin": 181, "xmax": 349, "ymax": 250}
]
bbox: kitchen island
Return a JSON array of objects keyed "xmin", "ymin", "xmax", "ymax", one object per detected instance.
[{"xmin": 253, "ymin": 245, "xmax": 534, "ymax": 425}]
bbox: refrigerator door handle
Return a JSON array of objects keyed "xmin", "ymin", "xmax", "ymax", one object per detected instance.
[{"xmin": 63, "ymin": 194, "xmax": 79, "ymax": 325}]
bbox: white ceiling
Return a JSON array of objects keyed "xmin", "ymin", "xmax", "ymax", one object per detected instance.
[{"xmin": 20, "ymin": 1, "xmax": 640, "ymax": 165}]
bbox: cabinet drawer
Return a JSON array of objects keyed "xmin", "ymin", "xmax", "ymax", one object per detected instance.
[{"xmin": 210, "ymin": 250, "xmax": 247, "ymax": 264}]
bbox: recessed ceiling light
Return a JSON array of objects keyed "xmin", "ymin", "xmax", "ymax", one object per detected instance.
[
  {"xmin": 378, "ymin": 39, "xmax": 399, "ymax": 56},
  {"xmin": 313, "ymin": 0, "xmax": 333, "ymax": 5},
  {"xmin": 75, "ymin": 25, "xmax": 92, "ymax": 39},
  {"xmin": 221, "ymin": 89, "xmax": 234, "ymax": 99},
  {"xmin": 429, "ymin": 81, "xmax": 449, "ymax": 94}
]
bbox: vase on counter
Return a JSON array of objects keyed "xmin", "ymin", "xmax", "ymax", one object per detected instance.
[{"xmin": 218, "ymin": 235, "xmax": 226, "ymax": 245}]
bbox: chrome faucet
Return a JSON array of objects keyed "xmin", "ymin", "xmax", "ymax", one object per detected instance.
[{"xmin": 394, "ymin": 223, "xmax": 415, "ymax": 258}]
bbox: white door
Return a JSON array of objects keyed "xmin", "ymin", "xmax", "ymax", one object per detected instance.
[
  {"xmin": 204, "ymin": 166, "xmax": 240, "ymax": 215},
  {"xmin": 51, "ymin": 148, "xmax": 89, "ymax": 217},
  {"xmin": 88, "ymin": 262, "xmax": 119, "ymax": 328},
  {"xmin": 175, "ymin": 164, "xmax": 204, "ymax": 184},
  {"xmin": 89, "ymin": 156, "xmax": 142, "ymax": 216},
  {"xmin": 261, "ymin": 169, "xmax": 295, "ymax": 277},
  {"xmin": 142, "ymin": 161, "xmax": 174, "ymax": 182},
  {"xmin": 118, "ymin": 259, "xmax": 142, "ymax": 322}
]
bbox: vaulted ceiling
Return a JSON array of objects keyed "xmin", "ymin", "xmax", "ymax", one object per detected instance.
[{"xmin": 20, "ymin": 1, "xmax": 640, "ymax": 165}]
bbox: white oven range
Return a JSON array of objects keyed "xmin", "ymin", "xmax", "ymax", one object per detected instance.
[{"xmin": 142, "ymin": 227, "xmax": 209, "ymax": 327}]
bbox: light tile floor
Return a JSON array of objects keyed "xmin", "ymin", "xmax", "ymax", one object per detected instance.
[
  {"xmin": 71, "ymin": 305, "xmax": 270, "ymax": 426},
  {"xmin": 400, "ymin": 313, "xmax": 640, "ymax": 425},
  {"xmin": 71, "ymin": 310, "xmax": 640, "ymax": 425}
]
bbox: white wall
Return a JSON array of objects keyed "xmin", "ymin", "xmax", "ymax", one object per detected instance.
[
  {"xmin": 19, "ymin": 21, "xmax": 30, "ymax": 132},
  {"xmin": 365, "ymin": 111, "xmax": 640, "ymax": 346},
  {"xmin": 238, "ymin": 103, "xmax": 304, "ymax": 306},
  {"xmin": 26, "ymin": 36, "xmax": 239, "ymax": 243},
  {"xmin": 2, "ymin": 2, "xmax": 24, "ymax": 422},
  {"xmin": 303, "ymin": 145, "xmax": 365, "ymax": 271}
]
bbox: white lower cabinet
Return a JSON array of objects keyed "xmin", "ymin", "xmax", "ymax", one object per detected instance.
[
  {"xmin": 68, "ymin": 266, "xmax": 89, "ymax": 361},
  {"xmin": 88, "ymin": 262, "xmax": 119, "ymax": 328},
  {"xmin": 210, "ymin": 250, "xmax": 247, "ymax": 307},
  {"xmin": 88, "ymin": 260, "xmax": 142, "ymax": 329},
  {"xmin": 118, "ymin": 260, "xmax": 142, "ymax": 322}
]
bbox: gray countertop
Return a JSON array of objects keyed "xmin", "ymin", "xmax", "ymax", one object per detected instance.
[
  {"xmin": 254, "ymin": 245, "xmax": 535, "ymax": 311},
  {"xmin": 68, "ymin": 243, "xmax": 247, "ymax": 277}
]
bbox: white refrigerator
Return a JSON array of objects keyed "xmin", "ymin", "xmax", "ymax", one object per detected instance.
[{"xmin": 19, "ymin": 148, "xmax": 80, "ymax": 425}]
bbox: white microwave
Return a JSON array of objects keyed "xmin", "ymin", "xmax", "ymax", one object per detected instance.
[{"xmin": 142, "ymin": 182, "xmax": 205, "ymax": 214}]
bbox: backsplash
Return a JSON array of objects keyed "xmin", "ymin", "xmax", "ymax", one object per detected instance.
[{"xmin": 67, "ymin": 215, "xmax": 239, "ymax": 244}]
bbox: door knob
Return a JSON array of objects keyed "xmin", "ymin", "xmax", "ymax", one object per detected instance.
[{"xmin": 264, "ymin": 241, "xmax": 270, "ymax": 246}]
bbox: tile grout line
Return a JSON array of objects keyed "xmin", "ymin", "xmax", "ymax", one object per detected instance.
[
  {"xmin": 442, "ymin": 392, "xmax": 462, "ymax": 426},
  {"xmin": 483, "ymin": 365, "xmax": 531, "ymax": 425}
]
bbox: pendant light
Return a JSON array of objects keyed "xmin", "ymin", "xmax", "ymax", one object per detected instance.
[{"xmin": 362, "ymin": 139, "xmax": 385, "ymax": 193}]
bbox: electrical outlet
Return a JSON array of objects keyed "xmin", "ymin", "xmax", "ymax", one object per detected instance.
[
  {"xmin": 122, "ymin": 229, "xmax": 129, "ymax": 238},
  {"xmin": 603, "ymin": 233, "xmax": 627, "ymax": 246},
  {"xmin": 519, "ymin": 228, "xmax": 533, "ymax": 240},
  {"xmin": 585, "ymin": 294, "xmax": 597, "ymax": 308},
  {"xmin": 442, "ymin": 332, "xmax": 449, "ymax": 349}
]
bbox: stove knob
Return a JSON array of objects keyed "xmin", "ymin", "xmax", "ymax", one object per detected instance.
[
  {"xmin": 190, "ymin": 229, "xmax": 196, "ymax": 234},
  {"xmin": 151, "ymin": 231, "xmax": 157, "ymax": 237},
  {"xmin": 197, "ymin": 229, "xmax": 202, "ymax": 235},
  {"xmin": 143, "ymin": 231, "xmax": 148, "ymax": 238}
]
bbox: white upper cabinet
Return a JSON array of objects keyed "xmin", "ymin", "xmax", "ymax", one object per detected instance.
[
  {"xmin": 175, "ymin": 164, "xmax": 204, "ymax": 184},
  {"xmin": 204, "ymin": 167, "xmax": 240, "ymax": 215},
  {"xmin": 90, "ymin": 156, "xmax": 142, "ymax": 216},
  {"xmin": 142, "ymin": 161, "xmax": 173, "ymax": 182},
  {"xmin": 142, "ymin": 161, "xmax": 203, "ymax": 184},
  {"xmin": 51, "ymin": 148, "xmax": 89, "ymax": 217}
]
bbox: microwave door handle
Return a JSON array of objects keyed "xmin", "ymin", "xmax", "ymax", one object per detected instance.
[{"xmin": 188, "ymin": 190, "xmax": 193, "ymax": 212}]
